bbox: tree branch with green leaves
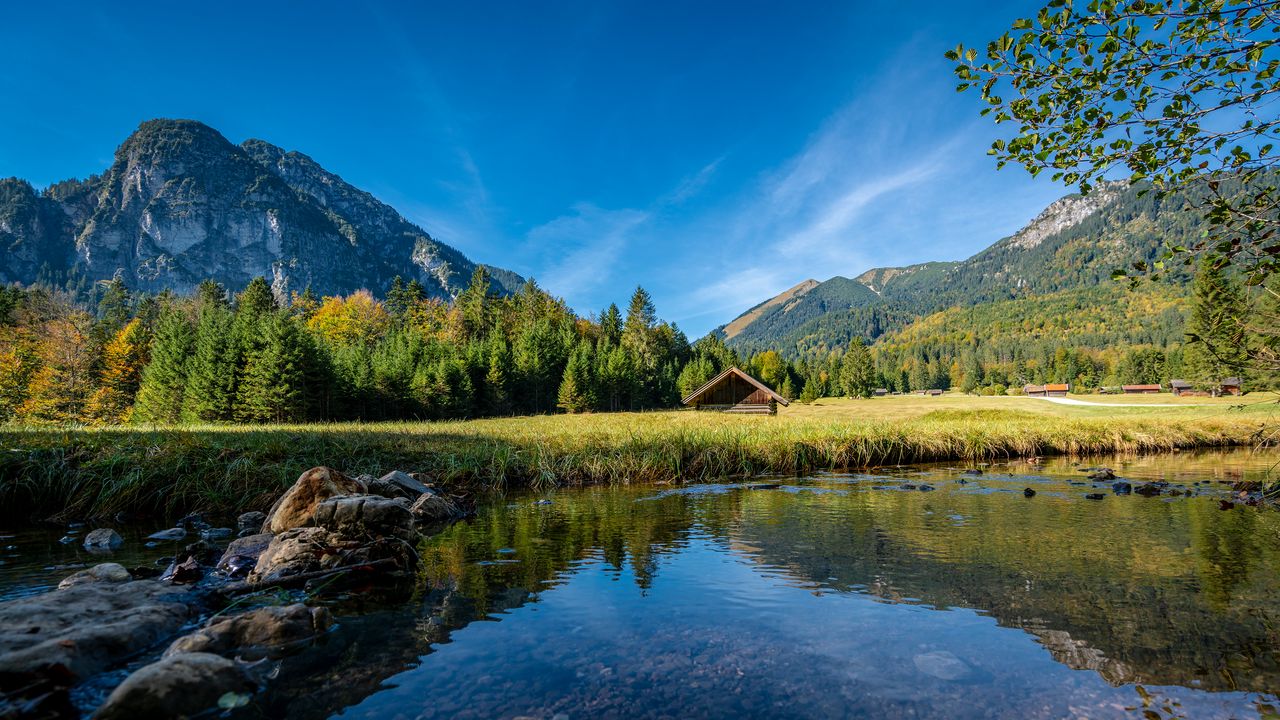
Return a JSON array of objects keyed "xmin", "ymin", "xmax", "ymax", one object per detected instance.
[{"xmin": 947, "ymin": 0, "xmax": 1280, "ymax": 284}]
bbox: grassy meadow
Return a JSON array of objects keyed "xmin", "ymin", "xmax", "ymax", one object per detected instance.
[{"xmin": 0, "ymin": 392, "xmax": 1275, "ymax": 521}]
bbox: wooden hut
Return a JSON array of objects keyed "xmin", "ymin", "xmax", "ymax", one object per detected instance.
[
  {"xmin": 1045, "ymin": 383, "xmax": 1069, "ymax": 397},
  {"xmin": 1170, "ymin": 379, "xmax": 1193, "ymax": 396},
  {"xmin": 1024, "ymin": 384, "xmax": 1046, "ymax": 397},
  {"xmin": 681, "ymin": 367, "xmax": 789, "ymax": 415},
  {"xmin": 1220, "ymin": 377, "xmax": 1243, "ymax": 396},
  {"xmin": 1121, "ymin": 384, "xmax": 1162, "ymax": 394},
  {"xmin": 872, "ymin": 388, "xmax": 889, "ymax": 397}
]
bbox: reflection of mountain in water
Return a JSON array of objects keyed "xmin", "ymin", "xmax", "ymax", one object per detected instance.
[{"xmin": 713, "ymin": 479, "xmax": 1280, "ymax": 693}]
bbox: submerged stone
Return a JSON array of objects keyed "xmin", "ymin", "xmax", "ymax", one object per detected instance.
[
  {"xmin": 165, "ymin": 604, "xmax": 331, "ymax": 660},
  {"xmin": 94, "ymin": 652, "xmax": 260, "ymax": 720},
  {"xmin": 913, "ymin": 650, "xmax": 971, "ymax": 681},
  {"xmin": 146, "ymin": 528, "xmax": 187, "ymax": 542},
  {"xmin": 57, "ymin": 563, "xmax": 131, "ymax": 590},
  {"xmin": 83, "ymin": 529, "xmax": 123, "ymax": 551}
]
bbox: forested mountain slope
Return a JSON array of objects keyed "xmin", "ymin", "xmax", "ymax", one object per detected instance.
[{"xmin": 719, "ymin": 180, "xmax": 1203, "ymax": 358}]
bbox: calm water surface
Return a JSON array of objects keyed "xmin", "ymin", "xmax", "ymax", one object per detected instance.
[{"xmin": 3, "ymin": 450, "xmax": 1280, "ymax": 719}]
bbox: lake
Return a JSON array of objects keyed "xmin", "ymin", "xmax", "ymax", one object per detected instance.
[{"xmin": 3, "ymin": 450, "xmax": 1279, "ymax": 718}]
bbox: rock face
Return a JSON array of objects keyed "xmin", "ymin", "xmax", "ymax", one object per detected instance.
[
  {"xmin": 264, "ymin": 466, "xmax": 364, "ymax": 534},
  {"xmin": 0, "ymin": 119, "xmax": 522, "ymax": 299},
  {"xmin": 93, "ymin": 652, "xmax": 259, "ymax": 720},
  {"xmin": 164, "ymin": 604, "xmax": 331, "ymax": 660}
]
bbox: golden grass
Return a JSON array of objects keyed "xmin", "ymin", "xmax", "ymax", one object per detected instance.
[{"xmin": 1, "ymin": 392, "xmax": 1274, "ymax": 520}]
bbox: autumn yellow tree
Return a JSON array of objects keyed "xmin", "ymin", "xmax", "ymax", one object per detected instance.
[
  {"xmin": 85, "ymin": 318, "xmax": 150, "ymax": 424},
  {"xmin": 306, "ymin": 291, "xmax": 391, "ymax": 347},
  {"xmin": 18, "ymin": 310, "xmax": 98, "ymax": 424},
  {"xmin": 0, "ymin": 326, "xmax": 40, "ymax": 422}
]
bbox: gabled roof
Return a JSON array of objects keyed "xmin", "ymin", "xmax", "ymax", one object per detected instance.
[
  {"xmin": 681, "ymin": 366, "xmax": 790, "ymax": 407},
  {"xmin": 1170, "ymin": 379, "xmax": 1192, "ymax": 388},
  {"xmin": 1221, "ymin": 377, "xmax": 1243, "ymax": 385}
]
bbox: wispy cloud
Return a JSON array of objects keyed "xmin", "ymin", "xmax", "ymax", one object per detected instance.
[{"xmin": 524, "ymin": 204, "xmax": 649, "ymax": 301}]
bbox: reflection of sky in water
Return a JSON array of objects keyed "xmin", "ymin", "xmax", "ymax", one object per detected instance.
[
  {"xmin": 334, "ymin": 451, "xmax": 1280, "ymax": 720},
  {"xmin": 347, "ymin": 532, "xmax": 1275, "ymax": 719}
]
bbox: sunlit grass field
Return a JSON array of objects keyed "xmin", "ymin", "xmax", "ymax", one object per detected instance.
[{"xmin": 1, "ymin": 392, "xmax": 1275, "ymax": 520}]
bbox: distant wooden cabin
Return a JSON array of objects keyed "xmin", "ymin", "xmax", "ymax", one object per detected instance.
[
  {"xmin": 1025, "ymin": 383, "xmax": 1069, "ymax": 397},
  {"xmin": 1045, "ymin": 383, "xmax": 1069, "ymax": 397},
  {"xmin": 682, "ymin": 367, "xmax": 789, "ymax": 415},
  {"xmin": 1220, "ymin": 377, "xmax": 1243, "ymax": 396},
  {"xmin": 872, "ymin": 388, "xmax": 889, "ymax": 397},
  {"xmin": 926, "ymin": 389, "xmax": 944, "ymax": 396},
  {"xmin": 1170, "ymin": 379, "xmax": 1193, "ymax": 396},
  {"xmin": 1122, "ymin": 384, "xmax": 1162, "ymax": 394}
]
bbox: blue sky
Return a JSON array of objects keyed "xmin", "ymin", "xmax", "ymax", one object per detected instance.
[{"xmin": 0, "ymin": 1, "xmax": 1067, "ymax": 337}]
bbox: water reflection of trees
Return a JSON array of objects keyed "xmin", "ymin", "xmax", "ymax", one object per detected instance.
[
  {"xmin": 252, "ymin": 463, "xmax": 1280, "ymax": 716},
  {"xmin": 419, "ymin": 478, "xmax": 1280, "ymax": 694}
]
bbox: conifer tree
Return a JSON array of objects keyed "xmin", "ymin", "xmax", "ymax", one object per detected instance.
[
  {"xmin": 840, "ymin": 338, "xmax": 875, "ymax": 398},
  {"xmin": 195, "ymin": 279, "xmax": 228, "ymax": 310},
  {"xmin": 182, "ymin": 305, "xmax": 236, "ymax": 422},
  {"xmin": 557, "ymin": 340, "xmax": 595, "ymax": 413},
  {"xmin": 1185, "ymin": 258, "xmax": 1248, "ymax": 390},
  {"xmin": 484, "ymin": 336, "xmax": 513, "ymax": 415},
  {"xmin": 622, "ymin": 286, "xmax": 657, "ymax": 371},
  {"xmin": 131, "ymin": 308, "xmax": 194, "ymax": 424},
  {"xmin": 85, "ymin": 318, "xmax": 149, "ymax": 424},
  {"xmin": 236, "ymin": 312, "xmax": 307, "ymax": 423},
  {"xmin": 599, "ymin": 303, "xmax": 623, "ymax": 346},
  {"xmin": 457, "ymin": 266, "xmax": 493, "ymax": 341},
  {"xmin": 799, "ymin": 374, "xmax": 824, "ymax": 403},
  {"xmin": 95, "ymin": 275, "xmax": 132, "ymax": 341}
]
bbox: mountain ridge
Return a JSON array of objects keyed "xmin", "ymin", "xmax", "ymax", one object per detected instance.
[
  {"xmin": 717, "ymin": 179, "xmax": 1200, "ymax": 356},
  {"xmin": 0, "ymin": 119, "xmax": 521, "ymax": 299}
]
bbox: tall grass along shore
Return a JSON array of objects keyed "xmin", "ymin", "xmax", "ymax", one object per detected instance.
[{"xmin": 1, "ymin": 394, "xmax": 1275, "ymax": 521}]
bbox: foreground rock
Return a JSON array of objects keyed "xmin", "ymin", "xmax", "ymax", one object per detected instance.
[
  {"xmin": 366, "ymin": 470, "xmax": 431, "ymax": 501},
  {"xmin": 410, "ymin": 488, "xmax": 468, "ymax": 522},
  {"xmin": 93, "ymin": 652, "xmax": 259, "ymax": 720},
  {"xmin": 263, "ymin": 466, "xmax": 364, "ymax": 534},
  {"xmin": 217, "ymin": 533, "xmax": 275, "ymax": 579},
  {"xmin": 249, "ymin": 495, "xmax": 418, "ymax": 584},
  {"xmin": 165, "ymin": 604, "xmax": 331, "ymax": 660},
  {"xmin": 237, "ymin": 511, "xmax": 267, "ymax": 535},
  {"xmin": 0, "ymin": 580, "xmax": 196, "ymax": 715},
  {"xmin": 57, "ymin": 562, "xmax": 131, "ymax": 590}
]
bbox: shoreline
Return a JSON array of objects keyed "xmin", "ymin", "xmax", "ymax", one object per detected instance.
[{"xmin": 1, "ymin": 406, "xmax": 1273, "ymax": 521}]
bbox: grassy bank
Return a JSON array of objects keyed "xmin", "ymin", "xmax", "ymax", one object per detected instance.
[{"xmin": 0, "ymin": 393, "xmax": 1275, "ymax": 521}]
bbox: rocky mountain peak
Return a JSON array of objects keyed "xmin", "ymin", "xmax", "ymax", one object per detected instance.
[
  {"xmin": 1000, "ymin": 181, "xmax": 1126, "ymax": 251},
  {"xmin": 0, "ymin": 119, "xmax": 521, "ymax": 299}
]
